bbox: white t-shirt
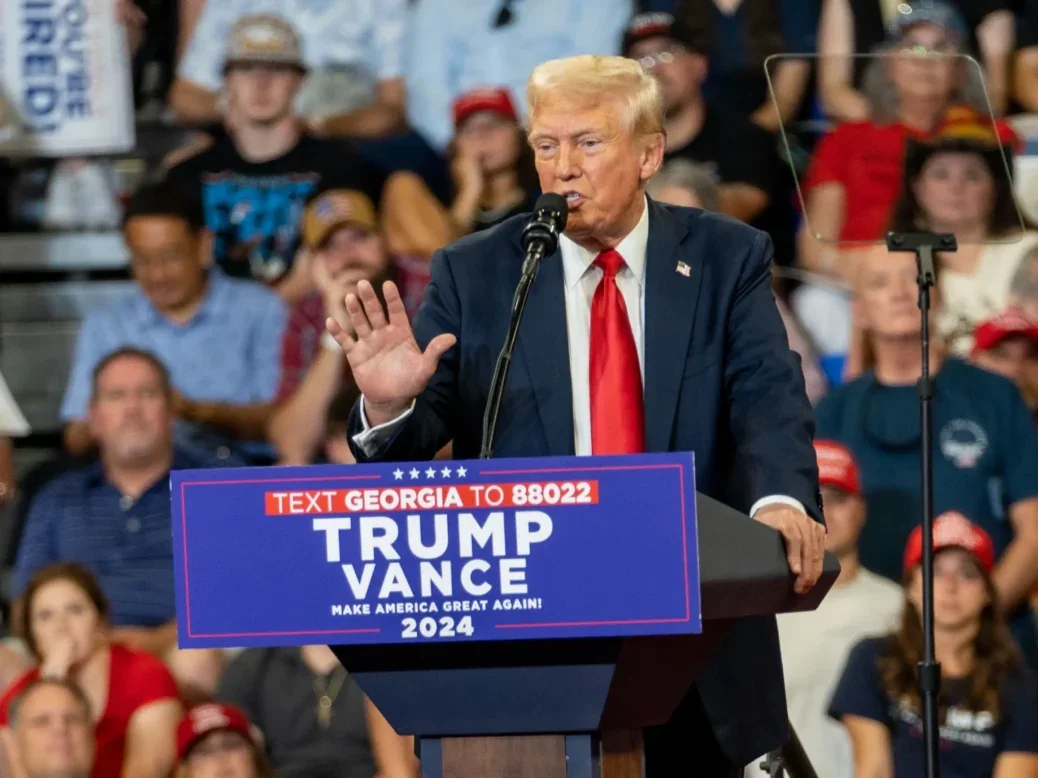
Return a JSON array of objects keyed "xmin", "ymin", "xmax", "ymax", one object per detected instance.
[
  {"xmin": 747, "ymin": 568, "xmax": 903, "ymax": 778},
  {"xmin": 177, "ymin": 0, "xmax": 407, "ymax": 110},
  {"xmin": 938, "ymin": 232, "xmax": 1038, "ymax": 356}
]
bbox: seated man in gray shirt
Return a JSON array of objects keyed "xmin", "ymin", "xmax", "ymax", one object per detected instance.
[{"xmin": 216, "ymin": 645, "xmax": 376, "ymax": 778}]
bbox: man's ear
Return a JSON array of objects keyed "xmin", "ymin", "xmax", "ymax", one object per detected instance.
[
  {"xmin": 197, "ymin": 230, "xmax": 214, "ymax": 269},
  {"xmin": 640, "ymin": 132, "xmax": 666, "ymax": 183},
  {"xmin": 85, "ymin": 403, "xmax": 100, "ymax": 442}
]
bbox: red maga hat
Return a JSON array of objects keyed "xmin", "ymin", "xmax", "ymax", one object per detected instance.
[
  {"xmin": 814, "ymin": 440, "xmax": 861, "ymax": 496},
  {"xmin": 903, "ymin": 511, "xmax": 996, "ymax": 575},
  {"xmin": 452, "ymin": 87, "xmax": 518, "ymax": 127},
  {"xmin": 176, "ymin": 703, "xmax": 256, "ymax": 762}
]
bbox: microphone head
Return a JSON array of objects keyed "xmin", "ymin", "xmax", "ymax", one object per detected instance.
[
  {"xmin": 533, "ymin": 192, "xmax": 568, "ymax": 227},
  {"xmin": 522, "ymin": 193, "xmax": 568, "ymax": 254}
]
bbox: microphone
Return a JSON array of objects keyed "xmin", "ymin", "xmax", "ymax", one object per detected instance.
[
  {"xmin": 480, "ymin": 194, "xmax": 569, "ymax": 459},
  {"xmin": 519, "ymin": 193, "xmax": 567, "ymax": 277}
]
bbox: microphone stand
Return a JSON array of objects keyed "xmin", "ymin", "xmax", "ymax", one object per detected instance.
[
  {"xmin": 760, "ymin": 723, "xmax": 819, "ymax": 778},
  {"xmin": 885, "ymin": 230, "xmax": 956, "ymax": 778},
  {"xmin": 479, "ymin": 242, "xmax": 550, "ymax": 459}
]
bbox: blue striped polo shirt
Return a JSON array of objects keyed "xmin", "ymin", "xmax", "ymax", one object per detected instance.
[{"xmin": 10, "ymin": 447, "xmax": 234, "ymax": 627}]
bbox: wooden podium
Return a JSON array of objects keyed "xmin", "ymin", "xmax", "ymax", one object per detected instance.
[{"xmin": 332, "ymin": 493, "xmax": 838, "ymax": 778}]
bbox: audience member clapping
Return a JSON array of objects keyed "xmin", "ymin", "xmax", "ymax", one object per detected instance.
[
  {"xmin": 175, "ymin": 703, "xmax": 274, "ymax": 778},
  {"xmin": 267, "ymin": 189, "xmax": 418, "ymax": 466},
  {"xmin": 818, "ymin": 0, "xmax": 1015, "ymax": 120},
  {"xmin": 0, "ymin": 564, "xmax": 182, "ymax": 778},
  {"xmin": 829, "ymin": 513, "xmax": 1038, "ymax": 777},
  {"xmin": 2, "ymin": 679, "xmax": 94, "ymax": 778},
  {"xmin": 60, "ymin": 183, "xmax": 286, "ymax": 463},
  {"xmin": 800, "ymin": 8, "xmax": 1014, "ymax": 284},
  {"xmin": 815, "ymin": 248, "xmax": 1038, "ymax": 668},
  {"xmin": 216, "ymin": 645, "xmax": 376, "ymax": 778},
  {"xmin": 759, "ymin": 441, "xmax": 902, "ymax": 778},
  {"xmin": 16, "ymin": 349, "xmax": 229, "ymax": 696},
  {"xmin": 169, "ymin": 1, "xmax": 408, "ymax": 138},
  {"xmin": 883, "ymin": 108, "xmax": 1035, "ymax": 356},
  {"xmin": 164, "ymin": 14, "xmax": 388, "ymax": 296},
  {"xmin": 970, "ymin": 310, "xmax": 1038, "ymax": 418}
]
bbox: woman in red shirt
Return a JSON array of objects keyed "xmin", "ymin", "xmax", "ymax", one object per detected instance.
[
  {"xmin": 799, "ymin": 17, "xmax": 1016, "ymax": 286},
  {"xmin": 0, "ymin": 563, "xmax": 182, "ymax": 778}
]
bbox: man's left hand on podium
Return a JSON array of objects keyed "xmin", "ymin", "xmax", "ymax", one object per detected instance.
[{"xmin": 753, "ymin": 504, "xmax": 826, "ymax": 594}]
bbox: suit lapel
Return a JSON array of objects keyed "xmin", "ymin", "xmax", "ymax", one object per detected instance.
[
  {"xmin": 514, "ymin": 246, "xmax": 576, "ymax": 456},
  {"xmin": 643, "ymin": 199, "xmax": 699, "ymax": 452}
]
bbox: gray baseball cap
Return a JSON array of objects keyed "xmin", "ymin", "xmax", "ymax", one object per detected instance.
[{"xmin": 224, "ymin": 13, "xmax": 306, "ymax": 72}]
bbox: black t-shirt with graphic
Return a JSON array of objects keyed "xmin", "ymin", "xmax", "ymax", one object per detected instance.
[
  {"xmin": 830, "ymin": 636, "xmax": 1038, "ymax": 778},
  {"xmin": 167, "ymin": 134, "xmax": 386, "ymax": 284},
  {"xmin": 664, "ymin": 108, "xmax": 793, "ymax": 264}
]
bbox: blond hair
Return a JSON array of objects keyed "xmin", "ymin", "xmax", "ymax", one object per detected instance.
[{"xmin": 526, "ymin": 55, "xmax": 665, "ymax": 138}]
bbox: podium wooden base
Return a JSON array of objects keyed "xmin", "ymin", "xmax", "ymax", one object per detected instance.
[{"xmin": 418, "ymin": 730, "xmax": 644, "ymax": 778}]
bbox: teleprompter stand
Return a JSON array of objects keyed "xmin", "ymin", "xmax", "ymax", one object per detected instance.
[
  {"xmin": 332, "ymin": 493, "xmax": 839, "ymax": 778},
  {"xmin": 883, "ymin": 230, "xmax": 956, "ymax": 778}
]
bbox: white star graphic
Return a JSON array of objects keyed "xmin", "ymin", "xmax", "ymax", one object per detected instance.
[
  {"xmin": 409, "ymin": 468, "xmax": 420, "ymax": 480},
  {"xmin": 441, "ymin": 466, "xmax": 452, "ymax": 477},
  {"xmin": 425, "ymin": 467, "xmax": 436, "ymax": 479},
  {"xmin": 393, "ymin": 468, "xmax": 403, "ymax": 480},
  {"xmin": 456, "ymin": 466, "xmax": 468, "ymax": 477}
]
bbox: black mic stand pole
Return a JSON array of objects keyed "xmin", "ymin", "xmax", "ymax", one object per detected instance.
[
  {"xmin": 886, "ymin": 230, "xmax": 956, "ymax": 778},
  {"xmin": 480, "ymin": 241, "xmax": 550, "ymax": 460}
]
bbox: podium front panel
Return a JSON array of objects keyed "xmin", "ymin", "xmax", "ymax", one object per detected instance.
[{"xmin": 171, "ymin": 452, "xmax": 701, "ymax": 650}]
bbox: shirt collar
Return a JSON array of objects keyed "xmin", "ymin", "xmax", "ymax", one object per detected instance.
[
  {"xmin": 560, "ymin": 196, "xmax": 650, "ymax": 291},
  {"xmin": 131, "ymin": 269, "xmax": 230, "ymax": 327},
  {"xmin": 84, "ymin": 445, "xmax": 203, "ymax": 490}
]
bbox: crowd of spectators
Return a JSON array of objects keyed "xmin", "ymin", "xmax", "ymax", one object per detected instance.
[{"xmin": 2, "ymin": 0, "xmax": 1038, "ymax": 776}]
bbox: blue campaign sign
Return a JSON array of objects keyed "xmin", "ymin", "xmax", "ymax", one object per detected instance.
[{"xmin": 171, "ymin": 452, "xmax": 701, "ymax": 649}]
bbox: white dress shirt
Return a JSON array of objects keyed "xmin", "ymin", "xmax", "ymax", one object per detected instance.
[{"xmin": 354, "ymin": 198, "xmax": 803, "ymax": 517}]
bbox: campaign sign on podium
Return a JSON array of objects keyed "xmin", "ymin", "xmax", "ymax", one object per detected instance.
[{"xmin": 170, "ymin": 452, "xmax": 701, "ymax": 649}]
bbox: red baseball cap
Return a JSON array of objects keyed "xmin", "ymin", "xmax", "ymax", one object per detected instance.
[
  {"xmin": 971, "ymin": 308, "xmax": 1038, "ymax": 355},
  {"xmin": 176, "ymin": 703, "xmax": 256, "ymax": 762},
  {"xmin": 903, "ymin": 511, "xmax": 996, "ymax": 575},
  {"xmin": 814, "ymin": 440, "xmax": 860, "ymax": 495},
  {"xmin": 452, "ymin": 87, "xmax": 518, "ymax": 127}
]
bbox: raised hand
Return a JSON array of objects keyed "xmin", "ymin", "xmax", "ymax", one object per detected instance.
[
  {"xmin": 40, "ymin": 633, "xmax": 76, "ymax": 680},
  {"xmin": 326, "ymin": 279, "xmax": 456, "ymax": 425}
]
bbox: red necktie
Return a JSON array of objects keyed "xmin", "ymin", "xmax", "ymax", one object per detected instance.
[{"xmin": 589, "ymin": 249, "xmax": 645, "ymax": 454}]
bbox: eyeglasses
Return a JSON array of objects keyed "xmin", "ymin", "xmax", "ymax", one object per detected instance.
[
  {"xmin": 897, "ymin": 40, "xmax": 955, "ymax": 57},
  {"xmin": 636, "ymin": 45, "xmax": 686, "ymax": 70}
]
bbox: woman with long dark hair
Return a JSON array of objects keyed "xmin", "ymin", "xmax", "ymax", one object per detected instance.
[
  {"xmin": 887, "ymin": 108, "xmax": 1036, "ymax": 355},
  {"xmin": 0, "ymin": 563, "xmax": 182, "ymax": 778},
  {"xmin": 829, "ymin": 513, "xmax": 1038, "ymax": 777}
]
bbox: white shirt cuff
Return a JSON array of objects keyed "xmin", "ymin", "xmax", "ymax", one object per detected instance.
[
  {"xmin": 750, "ymin": 495, "xmax": 806, "ymax": 518},
  {"xmin": 351, "ymin": 397, "xmax": 416, "ymax": 456}
]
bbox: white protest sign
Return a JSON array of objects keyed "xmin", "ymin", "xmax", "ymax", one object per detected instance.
[{"xmin": 0, "ymin": 0, "xmax": 135, "ymax": 157}]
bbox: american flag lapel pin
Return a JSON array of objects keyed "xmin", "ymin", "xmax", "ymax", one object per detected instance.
[{"xmin": 675, "ymin": 261, "xmax": 691, "ymax": 277}]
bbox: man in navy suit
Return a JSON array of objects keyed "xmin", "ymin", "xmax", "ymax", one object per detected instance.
[{"xmin": 329, "ymin": 55, "xmax": 824, "ymax": 777}]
